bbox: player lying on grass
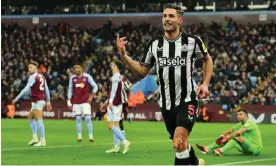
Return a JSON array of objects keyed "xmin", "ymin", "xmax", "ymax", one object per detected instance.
[
  {"xmin": 101, "ymin": 60, "xmax": 131, "ymax": 154},
  {"xmin": 196, "ymin": 109, "xmax": 263, "ymax": 156}
]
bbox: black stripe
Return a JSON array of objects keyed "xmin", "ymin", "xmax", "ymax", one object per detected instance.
[
  {"xmin": 180, "ymin": 34, "xmax": 188, "ymax": 104},
  {"xmin": 157, "ymin": 37, "xmax": 166, "ymax": 109},
  {"xmin": 190, "ymin": 40, "xmax": 197, "ymax": 101},
  {"xmin": 168, "ymin": 42, "xmax": 176, "ymax": 109}
]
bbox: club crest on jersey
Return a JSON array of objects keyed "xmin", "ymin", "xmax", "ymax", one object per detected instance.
[
  {"xmin": 75, "ymin": 82, "xmax": 85, "ymax": 88},
  {"xmin": 158, "ymin": 57, "xmax": 186, "ymax": 68},
  {"xmin": 181, "ymin": 44, "xmax": 188, "ymax": 52},
  {"xmin": 73, "ymin": 79, "xmax": 77, "ymax": 82},
  {"xmin": 83, "ymin": 78, "xmax": 86, "ymax": 82}
]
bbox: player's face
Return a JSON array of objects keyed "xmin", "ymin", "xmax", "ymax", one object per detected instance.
[
  {"xmin": 162, "ymin": 8, "xmax": 182, "ymax": 33},
  {"xmin": 237, "ymin": 111, "xmax": 247, "ymax": 122},
  {"xmin": 110, "ymin": 62, "xmax": 117, "ymax": 71},
  {"xmin": 73, "ymin": 66, "xmax": 81, "ymax": 75},
  {"xmin": 28, "ymin": 64, "xmax": 37, "ymax": 73}
]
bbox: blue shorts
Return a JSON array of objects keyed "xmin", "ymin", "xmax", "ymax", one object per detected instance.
[{"xmin": 31, "ymin": 100, "xmax": 46, "ymax": 110}]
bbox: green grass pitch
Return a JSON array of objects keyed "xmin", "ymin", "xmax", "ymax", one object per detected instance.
[{"xmin": 2, "ymin": 119, "xmax": 276, "ymax": 165}]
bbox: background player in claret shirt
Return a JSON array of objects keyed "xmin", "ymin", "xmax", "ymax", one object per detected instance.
[
  {"xmin": 117, "ymin": 3, "xmax": 213, "ymax": 165},
  {"xmin": 67, "ymin": 65, "xmax": 98, "ymax": 142},
  {"xmin": 196, "ymin": 109, "xmax": 263, "ymax": 156},
  {"xmin": 12, "ymin": 61, "xmax": 52, "ymax": 147},
  {"xmin": 101, "ymin": 61, "xmax": 131, "ymax": 154}
]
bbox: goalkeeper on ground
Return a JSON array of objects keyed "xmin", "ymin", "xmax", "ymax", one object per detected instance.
[{"xmin": 196, "ymin": 109, "xmax": 263, "ymax": 156}]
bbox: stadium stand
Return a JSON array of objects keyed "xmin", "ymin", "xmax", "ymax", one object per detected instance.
[{"xmin": 2, "ymin": 17, "xmax": 275, "ymax": 108}]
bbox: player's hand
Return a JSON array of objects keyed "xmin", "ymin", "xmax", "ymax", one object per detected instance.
[
  {"xmin": 116, "ymin": 34, "xmax": 128, "ymax": 56},
  {"xmin": 216, "ymin": 135, "xmax": 225, "ymax": 145},
  {"xmin": 108, "ymin": 102, "xmax": 113, "ymax": 111},
  {"xmin": 100, "ymin": 103, "xmax": 107, "ymax": 112},
  {"xmin": 12, "ymin": 99, "xmax": 16, "ymax": 105},
  {"xmin": 197, "ymin": 84, "xmax": 209, "ymax": 99},
  {"xmin": 221, "ymin": 135, "xmax": 230, "ymax": 144},
  {"xmin": 87, "ymin": 95, "xmax": 93, "ymax": 103},
  {"xmin": 67, "ymin": 100, "xmax": 72, "ymax": 110},
  {"xmin": 46, "ymin": 103, "xmax": 52, "ymax": 111}
]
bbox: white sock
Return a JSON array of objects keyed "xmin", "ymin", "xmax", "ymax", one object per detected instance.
[
  {"xmin": 78, "ymin": 134, "xmax": 82, "ymax": 138},
  {"xmin": 33, "ymin": 133, "xmax": 38, "ymax": 139}
]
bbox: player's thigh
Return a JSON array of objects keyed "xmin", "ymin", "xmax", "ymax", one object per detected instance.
[
  {"xmin": 241, "ymin": 139, "xmax": 261, "ymax": 155},
  {"xmin": 32, "ymin": 100, "xmax": 46, "ymax": 120},
  {"xmin": 176, "ymin": 101, "xmax": 198, "ymax": 133},
  {"xmin": 28, "ymin": 110, "xmax": 35, "ymax": 119},
  {"xmin": 72, "ymin": 104, "xmax": 82, "ymax": 116},
  {"xmin": 161, "ymin": 107, "xmax": 176, "ymax": 140},
  {"xmin": 113, "ymin": 105, "xmax": 123, "ymax": 122},
  {"xmin": 81, "ymin": 103, "xmax": 91, "ymax": 116}
]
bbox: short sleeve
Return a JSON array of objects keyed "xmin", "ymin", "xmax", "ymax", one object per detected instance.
[
  {"xmin": 140, "ymin": 39, "xmax": 155, "ymax": 67},
  {"xmin": 194, "ymin": 35, "xmax": 208, "ymax": 59},
  {"xmin": 232, "ymin": 122, "xmax": 243, "ymax": 131}
]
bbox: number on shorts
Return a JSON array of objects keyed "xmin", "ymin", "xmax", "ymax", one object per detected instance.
[
  {"xmin": 39, "ymin": 77, "xmax": 45, "ymax": 91},
  {"xmin": 188, "ymin": 105, "xmax": 195, "ymax": 115}
]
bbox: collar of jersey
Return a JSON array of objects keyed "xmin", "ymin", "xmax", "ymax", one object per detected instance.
[{"xmin": 163, "ymin": 32, "xmax": 182, "ymax": 42}]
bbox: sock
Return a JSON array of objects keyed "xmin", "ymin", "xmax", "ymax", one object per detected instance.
[
  {"xmin": 85, "ymin": 116, "xmax": 93, "ymax": 138},
  {"xmin": 37, "ymin": 119, "xmax": 45, "ymax": 140},
  {"xmin": 207, "ymin": 142, "xmax": 221, "ymax": 151},
  {"xmin": 119, "ymin": 120, "xmax": 124, "ymax": 131},
  {"xmin": 221, "ymin": 139, "xmax": 243, "ymax": 153},
  {"xmin": 111, "ymin": 126, "xmax": 126, "ymax": 142},
  {"xmin": 76, "ymin": 116, "xmax": 82, "ymax": 138},
  {"xmin": 113, "ymin": 132, "xmax": 120, "ymax": 148},
  {"xmin": 29, "ymin": 119, "xmax": 37, "ymax": 138},
  {"xmin": 174, "ymin": 149, "xmax": 190, "ymax": 165},
  {"xmin": 189, "ymin": 145, "xmax": 199, "ymax": 165}
]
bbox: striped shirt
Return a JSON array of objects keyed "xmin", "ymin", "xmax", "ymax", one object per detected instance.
[{"xmin": 140, "ymin": 33, "xmax": 208, "ymax": 110}]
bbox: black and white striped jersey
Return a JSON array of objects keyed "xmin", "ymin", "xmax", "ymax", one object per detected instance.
[
  {"xmin": 121, "ymin": 81, "xmax": 129, "ymax": 104},
  {"xmin": 140, "ymin": 33, "xmax": 208, "ymax": 110}
]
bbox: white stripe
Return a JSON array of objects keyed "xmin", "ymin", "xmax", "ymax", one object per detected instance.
[
  {"xmin": 162, "ymin": 41, "xmax": 170, "ymax": 109},
  {"xmin": 174, "ymin": 38, "xmax": 182, "ymax": 106},
  {"xmin": 1, "ymin": 138, "xmax": 214, "ymax": 151},
  {"xmin": 217, "ymin": 158, "xmax": 276, "ymax": 165}
]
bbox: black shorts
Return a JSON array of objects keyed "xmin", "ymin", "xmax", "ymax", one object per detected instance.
[{"xmin": 161, "ymin": 100, "xmax": 198, "ymax": 140}]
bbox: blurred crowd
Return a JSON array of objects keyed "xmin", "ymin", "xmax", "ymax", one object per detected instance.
[
  {"xmin": 2, "ymin": 1, "xmax": 276, "ymax": 15},
  {"xmin": 1, "ymin": 18, "xmax": 276, "ymax": 107}
]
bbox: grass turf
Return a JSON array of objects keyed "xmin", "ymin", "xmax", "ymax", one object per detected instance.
[{"xmin": 1, "ymin": 119, "xmax": 276, "ymax": 165}]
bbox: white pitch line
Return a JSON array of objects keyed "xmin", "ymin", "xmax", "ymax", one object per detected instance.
[
  {"xmin": 217, "ymin": 158, "xmax": 276, "ymax": 165},
  {"xmin": 1, "ymin": 138, "xmax": 214, "ymax": 151}
]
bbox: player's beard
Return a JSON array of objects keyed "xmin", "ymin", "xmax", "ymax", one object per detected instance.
[{"xmin": 163, "ymin": 24, "xmax": 178, "ymax": 34}]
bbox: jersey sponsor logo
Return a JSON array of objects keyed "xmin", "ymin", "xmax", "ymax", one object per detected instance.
[
  {"xmin": 158, "ymin": 57, "xmax": 186, "ymax": 68},
  {"xmin": 75, "ymin": 82, "xmax": 85, "ymax": 88}
]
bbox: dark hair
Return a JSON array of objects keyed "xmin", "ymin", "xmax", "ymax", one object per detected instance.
[
  {"xmin": 29, "ymin": 61, "xmax": 39, "ymax": 67},
  {"xmin": 163, "ymin": 3, "xmax": 184, "ymax": 16},
  {"xmin": 237, "ymin": 109, "xmax": 248, "ymax": 115},
  {"xmin": 113, "ymin": 60, "xmax": 125, "ymax": 71}
]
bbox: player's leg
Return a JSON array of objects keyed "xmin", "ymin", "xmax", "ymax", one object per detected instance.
[
  {"xmin": 82, "ymin": 103, "xmax": 94, "ymax": 142},
  {"xmin": 28, "ymin": 107, "xmax": 38, "ymax": 145},
  {"xmin": 235, "ymin": 137, "xmax": 261, "ymax": 155},
  {"xmin": 73, "ymin": 104, "xmax": 83, "ymax": 141},
  {"xmin": 174, "ymin": 101, "xmax": 202, "ymax": 165},
  {"xmin": 196, "ymin": 141, "xmax": 222, "ymax": 154},
  {"xmin": 214, "ymin": 138, "xmax": 243, "ymax": 156},
  {"xmin": 119, "ymin": 119, "xmax": 125, "ymax": 134},
  {"xmin": 33, "ymin": 100, "xmax": 46, "ymax": 146}
]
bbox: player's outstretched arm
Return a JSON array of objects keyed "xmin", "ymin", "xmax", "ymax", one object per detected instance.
[
  {"xmin": 117, "ymin": 34, "xmax": 151, "ymax": 79},
  {"xmin": 87, "ymin": 74, "xmax": 98, "ymax": 96},
  {"xmin": 12, "ymin": 75, "xmax": 35, "ymax": 104}
]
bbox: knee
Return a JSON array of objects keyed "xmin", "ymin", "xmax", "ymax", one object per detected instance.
[
  {"xmin": 173, "ymin": 127, "xmax": 189, "ymax": 152},
  {"xmin": 76, "ymin": 116, "xmax": 82, "ymax": 122},
  {"xmin": 108, "ymin": 123, "xmax": 114, "ymax": 130}
]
